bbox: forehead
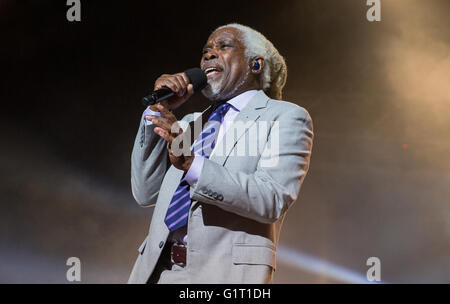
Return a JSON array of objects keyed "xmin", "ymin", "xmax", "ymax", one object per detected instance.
[{"xmin": 205, "ymin": 27, "xmax": 243, "ymax": 45}]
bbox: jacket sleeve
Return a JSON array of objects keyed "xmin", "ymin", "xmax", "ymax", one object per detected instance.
[
  {"xmin": 130, "ymin": 112, "xmax": 192, "ymax": 206},
  {"xmin": 190, "ymin": 107, "xmax": 313, "ymax": 223}
]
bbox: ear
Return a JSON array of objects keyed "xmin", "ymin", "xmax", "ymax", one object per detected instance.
[{"xmin": 250, "ymin": 57, "xmax": 264, "ymax": 75}]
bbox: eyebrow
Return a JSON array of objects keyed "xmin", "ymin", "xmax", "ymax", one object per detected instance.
[{"xmin": 203, "ymin": 38, "xmax": 235, "ymax": 50}]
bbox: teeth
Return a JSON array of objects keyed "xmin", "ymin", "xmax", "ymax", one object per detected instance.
[{"xmin": 205, "ymin": 67, "xmax": 218, "ymax": 74}]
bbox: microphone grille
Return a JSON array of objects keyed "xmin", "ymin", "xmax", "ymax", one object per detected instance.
[{"xmin": 185, "ymin": 68, "xmax": 207, "ymax": 92}]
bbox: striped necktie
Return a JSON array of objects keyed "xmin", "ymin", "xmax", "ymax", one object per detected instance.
[{"xmin": 164, "ymin": 103, "xmax": 233, "ymax": 232}]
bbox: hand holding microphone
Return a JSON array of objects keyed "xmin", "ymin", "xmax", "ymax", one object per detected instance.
[
  {"xmin": 142, "ymin": 68, "xmax": 207, "ymax": 172},
  {"xmin": 142, "ymin": 68, "xmax": 207, "ymax": 111}
]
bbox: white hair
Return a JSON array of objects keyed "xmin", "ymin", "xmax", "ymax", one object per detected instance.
[{"xmin": 216, "ymin": 23, "xmax": 287, "ymax": 100}]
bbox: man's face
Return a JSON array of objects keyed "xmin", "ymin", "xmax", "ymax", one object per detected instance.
[{"xmin": 200, "ymin": 27, "xmax": 250, "ymax": 101}]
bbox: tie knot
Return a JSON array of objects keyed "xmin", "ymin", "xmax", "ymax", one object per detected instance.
[{"xmin": 208, "ymin": 103, "xmax": 232, "ymax": 123}]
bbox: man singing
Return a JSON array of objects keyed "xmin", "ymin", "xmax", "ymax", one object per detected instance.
[{"xmin": 128, "ymin": 23, "xmax": 313, "ymax": 284}]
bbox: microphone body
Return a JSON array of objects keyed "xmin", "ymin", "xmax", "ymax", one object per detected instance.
[
  {"xmin": 142, "ymin": 88, "xmax": 175, "ymax": 106},
  {"xmin": 142, "ymin": 68, "xmax": 207, "ymax": 107}
]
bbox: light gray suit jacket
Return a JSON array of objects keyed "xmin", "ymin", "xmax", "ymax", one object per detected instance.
[{"xmin": 128, "ymin": 90, "xmax": 313, "ymax": 284}]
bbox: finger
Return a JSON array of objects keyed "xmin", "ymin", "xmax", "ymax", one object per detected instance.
[
  {"xmin": 154, "ymin": 74, "xmax": 170, "ymax": 90},
  {"xmin": 151, "ymin": 112, "xmax": 182, "ymax": 136},
  {"xmin": 156, "ymin": 103, "xmax": 177, "ymax": 121},
  {"xmin": 150, "ymin": 116, "xmax": 173, "ymax": 132},
  {"xmin": 154, "ymin": 127, "xmax": 173, "ymax": 144},
  {"xmin": 180, "ymin": 73, "xmax": 190, "ymax": 87},
  {"xmin": 156, "ymin": 77, "xmax": 178, "ymax": 93},
  {"xmin": 165, "ymin": 78, "xmax": 179, "ymax": 93},
  {"xmin": 173, "ymin": 76, "xmax": 186, "ymax": 96},
  {"xmin": 176, "ymin": 74, "xmax": 189, "ymax": 93},
  {"xmin": 186, "ymin": 83, "xmax": 194, "ymax": 96}
]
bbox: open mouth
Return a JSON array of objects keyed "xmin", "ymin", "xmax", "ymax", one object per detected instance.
[{"xmin": 204, "ymin": 67, "xmax": 222, "ymax": 78}]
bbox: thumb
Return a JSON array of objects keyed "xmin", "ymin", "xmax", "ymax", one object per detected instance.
[{"xmin": 186, "ymin": 84, "xmax": 194, "ymax": 96}]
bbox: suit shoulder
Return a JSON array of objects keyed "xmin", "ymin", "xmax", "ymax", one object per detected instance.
[{"xmin": 266, "ymin": 98, "xmax": 311, "ymax": 121}]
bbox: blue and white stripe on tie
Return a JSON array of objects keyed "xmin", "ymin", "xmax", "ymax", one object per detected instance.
[{"xmin": 164, "ymin": 103, "xmax": 234, "ymax": 232}]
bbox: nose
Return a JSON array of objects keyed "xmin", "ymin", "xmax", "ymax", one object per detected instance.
[{"xmin": 204, "ymin": 49, "xmax": 218, "ymax": 61}]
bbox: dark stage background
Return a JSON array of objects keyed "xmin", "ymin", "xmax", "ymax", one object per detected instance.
[{"xmin": 1, "ymin": 0, "xmax": 449, "ymax": 283}]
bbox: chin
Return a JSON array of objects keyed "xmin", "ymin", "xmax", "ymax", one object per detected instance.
[{"xmin": 202, "ymin": 83, "xmax": 224, "ymax": 102}]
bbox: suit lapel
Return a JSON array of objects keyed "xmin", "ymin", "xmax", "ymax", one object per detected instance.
[{"xmin": 209, "ymin": 90, "xmax": 270, "ymax": 165}]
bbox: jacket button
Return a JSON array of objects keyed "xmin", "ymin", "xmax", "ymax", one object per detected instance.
[
  {"xmin": 159, "ymin": 241, "xmax": 164, "ymax": 248},
  {"xmin": 202, "ymin": 188, "xmax": 208, "ymax": 194},
  {"xmin": 212, "ymin": 192, "xmax": 218, "ymax": 199},
  {"xmin": 217, "ymin": 194, "xmax": 224, "ymax": 201},
  {"xmin": 207, "ymin": 190, "xmax": 213, "ymax": 196}
]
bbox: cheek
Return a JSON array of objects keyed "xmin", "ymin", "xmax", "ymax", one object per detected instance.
[
  {"xmin": 228, "ymin": 62, "xmax": 247, "ymax": 82},
  {"xmin": 200, "ymin": 57, "xmax": 207, "ymax": 68},
  {"xmin": 222, "ymin": 53, "xmax": 247, "ymax": 85}
]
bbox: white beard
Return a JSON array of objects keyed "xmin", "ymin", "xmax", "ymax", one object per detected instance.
[
  {"xmin": 202, "ymin": 76, "xmax": 226, "ymax": 101},
  {"xmin": 202, "ymin": 70, "xmax": 250, "ymax": 102}
]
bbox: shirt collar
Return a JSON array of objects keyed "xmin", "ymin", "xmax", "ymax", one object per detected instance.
[{"xmin": 226, "ymin": 90, "xmax": 259, "ymax": 112}]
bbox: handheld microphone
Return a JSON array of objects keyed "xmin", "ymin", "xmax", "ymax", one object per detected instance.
[{"xmin": 141, "ymin": 68, "xmax": 207, "ymax": 107}]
